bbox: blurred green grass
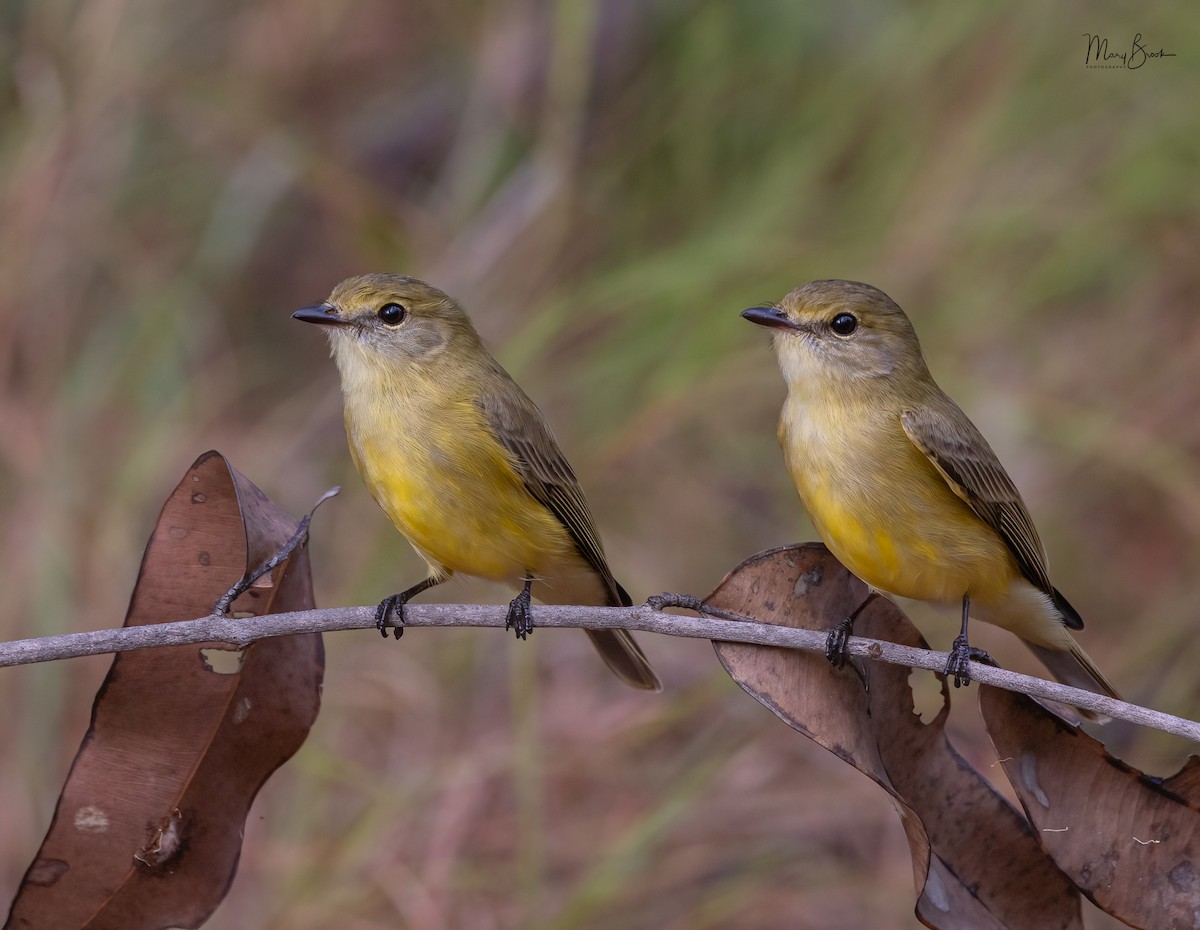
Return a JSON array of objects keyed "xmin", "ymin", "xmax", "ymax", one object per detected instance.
[{"xmin": 2, "ymin": 1, "xmax": 1196, "ymax": 927}]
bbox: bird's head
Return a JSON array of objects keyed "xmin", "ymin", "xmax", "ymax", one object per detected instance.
[
  {"xmin": 294, "ymin": 273, "xmax": 484, "ymax": 376},
  {"xmin": 741, "ymin": 279, "xmax": 928, "ymax": 385}
]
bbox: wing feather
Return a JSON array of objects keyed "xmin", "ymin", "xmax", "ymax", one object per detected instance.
[
  {"xmin": 899, "ymin": 404, "xmax": 1078, "ymax": 628},
  {"xmin": 475, "ymin": 376, "xmax": 627, "ymax": 607}
]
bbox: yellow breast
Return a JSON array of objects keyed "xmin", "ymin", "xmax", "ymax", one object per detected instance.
[
  {"xmin": 344, "ymin": 383, "xmax": 574, "ymax": 587},
  {"xmin": 780, "ymin": 396, "xmax": 1016, "ymax": 605}
]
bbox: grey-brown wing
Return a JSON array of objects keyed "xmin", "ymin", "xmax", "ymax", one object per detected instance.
[
  {"xmin": 900, "ymin": 403, "xmax": 1057, "ymax": 601},
  {"xmin": 475, "ymin": 375, "xmax": 628, "ymax": 608}
]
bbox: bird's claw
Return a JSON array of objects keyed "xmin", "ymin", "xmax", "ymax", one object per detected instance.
[
  {"xmin": 506, "ymin": 588, "xmax": 533, "ymax": 640},
  {"xmin": 825, "ymin": 617, "xmax": 855, "ymax": 668},
  {"xmin": 944, "ymin": 635, "xmax": 993, "ymax": 688},
  {"xmin": 375, "ymin": 595, "xmax": 405, "ymax": 640}
]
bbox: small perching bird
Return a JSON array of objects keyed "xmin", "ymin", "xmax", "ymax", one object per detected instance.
[
  {"xmin": 743, "ymin": 279, "xmax": 1118, "ymax": 707},
  {"xmin": 294, "ymin": 273, "xmax": 660, "ymax": 691}
]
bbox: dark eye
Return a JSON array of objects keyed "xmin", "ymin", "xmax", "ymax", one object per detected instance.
[
  {"xmin": 377, "ymin": 302, "xmax": 407, "ymax": 325},
  {"xmin": 830, "ymin": 312, "xmax": 857, "ymax": 336}
]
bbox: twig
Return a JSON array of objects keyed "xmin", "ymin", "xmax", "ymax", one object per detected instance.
[
  {"xmin": 212, "ymin": 486, "xmax": 341, "ymax": 617},
  {"xmin": 0, "ymin": 601, "xmax": 1195, "ymax": 742}
]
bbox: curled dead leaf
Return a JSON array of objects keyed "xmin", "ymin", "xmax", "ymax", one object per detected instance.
[
  {"xmin": 709, "ymin": 544, "xmax": 1082, "ymax": 930},
  {"xmin": 982, "ymin": 685, "xmax": 1200, "ymax": 930},
  {"xmin": 6, "ymin": 451, "xmax": 324, "ymax": 930}
]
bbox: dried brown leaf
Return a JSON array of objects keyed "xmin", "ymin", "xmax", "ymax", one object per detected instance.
[
  {"xmin": 6, "ymin": 451, "xmax": 324, "ymax": 930},
  {"xmin": 1163, "ymin": 757, "xmax": 1200, "ymax": 806},
  {"xmin": 709, "ymin": 544, "xmax": 1082, "ymax": 930},
  {"xmin": 982, "ymin": 686, "xmax": 1200, "ymax": 930}
]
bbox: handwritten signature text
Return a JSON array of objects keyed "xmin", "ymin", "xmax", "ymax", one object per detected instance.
[{"xmin": 1083, "ymin": 33, "xmax": 1176, "ymax": 69}]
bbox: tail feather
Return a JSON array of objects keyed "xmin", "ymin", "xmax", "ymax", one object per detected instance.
[
  {"xmin": 540, "ymin": 575, "xmax": 660, "ymax": 690},
  {"xmin": 1023, "ymin": 639, "xmax": 1119, "ymax": 722},
  {"xmin": 585, "ymin": 628, "xmax": 662, "ymax": 691}
]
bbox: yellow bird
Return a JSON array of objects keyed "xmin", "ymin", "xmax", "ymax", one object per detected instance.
[
  {"xmin": 294, "ymin": 273, "xmax": 660, "ymax": 691},
  {"xmin": 743, "ymin": 279, "xmax": 1118, "ymax": 701}
]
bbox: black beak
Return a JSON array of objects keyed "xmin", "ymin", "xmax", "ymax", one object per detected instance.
[
  {"xmin": 741, "ymin": 305, "xmax": 799, "ymax": 330},
  {"xmin": 292, "ymin": 303, "xmax": 346, "ymax": 326}
]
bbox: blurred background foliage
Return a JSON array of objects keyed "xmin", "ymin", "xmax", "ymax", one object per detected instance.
[{"xmin": 1, "ymin": 0, "xmax": 1197, "ymax": 927}]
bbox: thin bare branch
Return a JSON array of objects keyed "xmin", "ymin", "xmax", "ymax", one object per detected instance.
[{"xmin": 1, "ymin": 600, "xmax": 1194, "ymax": 742}]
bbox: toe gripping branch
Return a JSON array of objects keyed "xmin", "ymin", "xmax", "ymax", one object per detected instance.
[
  {"xmin": 375, "ymin": 576, "xmax": 443, "ymax": 639},
  {"xmin": 823, "ymin": 591, "xmax": 879, "ymax": 668},
  {"xmin": 506, "ymin": 577, "xmax": 535, "ymax": 640},
  {"xmin": 942, "ymin": 595, "xmax": 996, "ymax": 687}
]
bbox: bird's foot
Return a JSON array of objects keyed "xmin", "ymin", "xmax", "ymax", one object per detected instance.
[
  {"xmin": 374, "ymin": 576, "xmax": 443, "ymax": 640},
  {"xmin": 944, "ymin": 636, "xmax": 995, "ymax": 688},
  {"xmin": 506, "ymin": 583, "xmax": 534, "ymax": 640},
  {"xmin": 824, "ymin": 617, "xmax": 855, "ymax": 668},
  {"xmin": 375, "ymin": 595, "xmax": 406, "ymax": 640}
]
